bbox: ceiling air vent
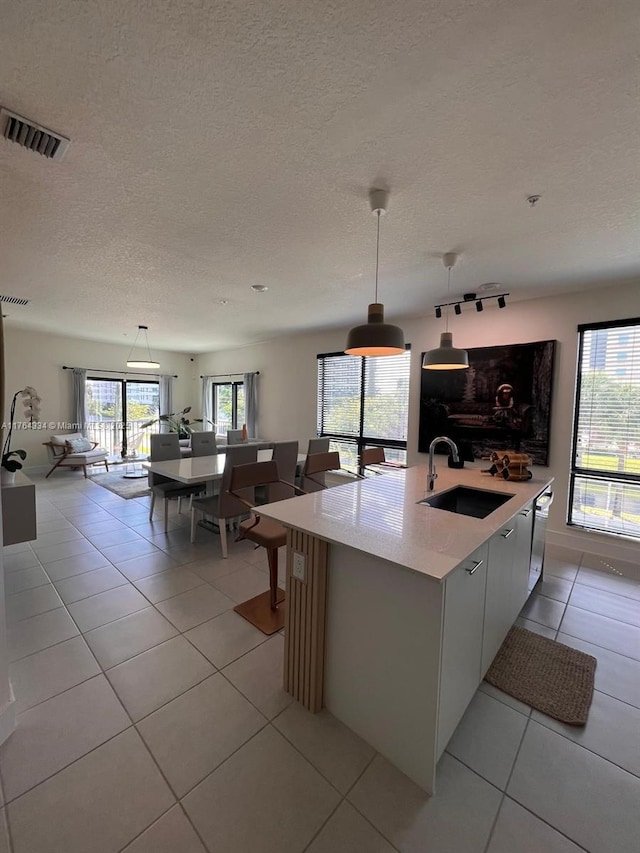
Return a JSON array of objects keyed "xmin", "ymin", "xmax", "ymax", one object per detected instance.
[
  {"xmin": 0, "ymin": 295, "xmax": 30, "ymax": 306},
  {"xmin": 0, "ymin": 107, "xmax": 70, "ymax": 161}
]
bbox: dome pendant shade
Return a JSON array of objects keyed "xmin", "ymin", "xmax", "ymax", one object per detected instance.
[
  {"xmin": 422, "ymin": 332, "xmax": 469, "ymax": 370},
  {"xmin": 345, "ymin": 303, "xmax": 406, "ymax": 356}
]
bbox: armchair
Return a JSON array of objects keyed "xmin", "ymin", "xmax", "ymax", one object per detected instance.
[{"xmin": 43, "ymin": 433, "xmax": 109, "ymax": 479}]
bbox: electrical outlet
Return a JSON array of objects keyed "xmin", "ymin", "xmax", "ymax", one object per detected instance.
[{"xmin": 292, "ymin": 551, "xmax": 306, "ymax": 582}]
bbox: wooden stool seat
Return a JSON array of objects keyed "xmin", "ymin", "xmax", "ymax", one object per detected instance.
[{"xmin": 229, "ymin": 460, "xmax": 305, "ymax": 636}]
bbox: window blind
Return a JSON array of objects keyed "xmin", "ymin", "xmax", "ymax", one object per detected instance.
[
  {"xmin": 317, "ymin": 348, "xmax": 411, "ymax": 468},
  {"xmin": 570, "ymin": 318, "xmax": 640, "ymax": 538}
]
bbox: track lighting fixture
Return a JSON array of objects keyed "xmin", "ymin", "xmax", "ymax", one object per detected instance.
[{"xmin": 432, "ymin": 292, "xmax": 509, "ymax": 318}]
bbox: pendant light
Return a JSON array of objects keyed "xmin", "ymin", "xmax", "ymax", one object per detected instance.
[
  {"xmin": 345, "ymin": 189, "xmax": 406, "ymax": 357},
  {"xmin": 126, "ymin": 325, "xmax": 160, "ymax": 369},
  {"xmin": 422, "ymin": 253, "xmax": 469, "ymax": 370}
]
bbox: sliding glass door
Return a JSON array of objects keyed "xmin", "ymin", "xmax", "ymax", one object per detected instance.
[{"xmin": 86, "ymin": 378, "xmax": 160, "ymax": 457}]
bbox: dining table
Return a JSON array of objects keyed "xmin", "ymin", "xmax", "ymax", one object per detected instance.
[{"xmin": 143, "ymin": 448, "xmax": 306, "ymax": 496}]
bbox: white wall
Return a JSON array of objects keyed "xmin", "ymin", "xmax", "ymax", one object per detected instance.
[
  {"xmin": 3, "ymin": 328, "xmax": 199, "ymax": 469},
  {"xmin": 196, "ymin": 280, "xmax": 640, "ymax": 562}
]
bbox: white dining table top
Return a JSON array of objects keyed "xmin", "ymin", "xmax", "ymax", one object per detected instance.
[{"xmin": 143, "ymin": 450, "xmax": 305, "ymax": 485}]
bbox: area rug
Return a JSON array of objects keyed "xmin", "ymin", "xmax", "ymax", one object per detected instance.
[
  {"xmin": 485, "ymin": 626, "xmax": 596, "ymax": 725},
  {"xmin": 89, "ymin": 470, "xmax": 150, "ymax": 500}
]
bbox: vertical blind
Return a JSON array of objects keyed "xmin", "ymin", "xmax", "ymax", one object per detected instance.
[
  {"xmin": 316, "ymin": 349, "xmax": 411, "ymax": 465},
  {"xmin": 570, "ymin": 318, "xmax": 640, "ymax": 538}
]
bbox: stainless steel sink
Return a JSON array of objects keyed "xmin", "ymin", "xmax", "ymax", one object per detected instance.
[{"xmin": 418, "ymin": 485, "xmax": 514, "ymax": 519}]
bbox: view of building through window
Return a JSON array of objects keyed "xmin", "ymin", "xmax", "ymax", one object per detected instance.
[
  {"xmin": 570, "ymin": 319, "xmax": 640, "ymax": 539},
  {"xmin": 317, "ymin": 349, "xmax": 411, "ymax": 470},
  {"xmin": 86, "ymin": 378, "xmax": 160, "ymax": 457}
]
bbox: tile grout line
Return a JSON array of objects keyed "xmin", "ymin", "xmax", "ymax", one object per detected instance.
[
  {"xmin": 8, "ymin": 509, "xmax": 205, "ymax": 850},
  {"xmin": 527, "ymin": 699, "xmax": 640, "ymax": 780},
  {"xmin": 336, "ymin": 752, "xmax": 404, "ymax": 853},
  {"xmin": 480, "ymin": 703, "xmax": 532, "ymax": 853}
]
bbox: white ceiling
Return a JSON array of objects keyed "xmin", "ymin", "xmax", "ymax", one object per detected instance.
[{"xmin": 0, "ymin": 0, "xmax": 639, "ymax": 353}]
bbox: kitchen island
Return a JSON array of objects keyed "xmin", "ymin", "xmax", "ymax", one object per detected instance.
[{"xmin": 260, "ymin": 462, "xmax": 554, "ymax": 794}]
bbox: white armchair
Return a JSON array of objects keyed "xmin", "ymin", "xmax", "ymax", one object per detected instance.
[{"xmin": 43, "ymin": 433, "xmax": 109, "ymax": 479}]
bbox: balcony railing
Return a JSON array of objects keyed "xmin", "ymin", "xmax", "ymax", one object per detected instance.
[{"xmin": 86, "ymin": 420, "xmax": 159, "ymax": 459}]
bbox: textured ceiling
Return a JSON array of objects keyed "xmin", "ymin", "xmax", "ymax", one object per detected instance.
[{"xmin": 0, "ymin": 0, "xmax": 639, "ymax": 352}]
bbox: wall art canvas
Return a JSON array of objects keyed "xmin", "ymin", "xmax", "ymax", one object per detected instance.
[{"xmin": 419, "ymin": 339, "xmax": 556, "ymax": 465}]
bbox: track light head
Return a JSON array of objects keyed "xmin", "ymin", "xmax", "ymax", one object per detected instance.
[
  {"xmin": 435, "ymin": 306, "xmax": 442, "ymax": 319},
  {"xmin": 476, "ymin": 300, "xmax": 483, "ymax": 312},
  {"xmin": 454, "ymin": 303, "xmax": 462, "ymax": 316},
  {"xmin": 497, "ymin": 295, "xmax": 506, "ymax": 309}
]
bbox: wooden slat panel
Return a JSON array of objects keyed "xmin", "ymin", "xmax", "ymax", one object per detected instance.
[{"xmin": 283, "ymin": 528, "xmax": 328, "ymax": 712}]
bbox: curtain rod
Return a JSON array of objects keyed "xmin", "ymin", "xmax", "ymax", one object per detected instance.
[
  {"xmin": 200, "ymin": 371, "xmax": 260, "ymax": 379},
  {"xmin": 63, "ymin": 366, "xmax": 178, "ymax": 378}
]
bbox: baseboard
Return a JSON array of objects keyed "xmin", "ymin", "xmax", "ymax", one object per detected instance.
[
  {"xmin": 547, "ymin": 526, "xmax": 640, "ymax": 565},
  {"xmin": 0, "ymin": 682, "xmax": 16, "ymax": 746},
  {"xmin": 24, "ymin": 465, "xmax": 48, "ymax": 476}
]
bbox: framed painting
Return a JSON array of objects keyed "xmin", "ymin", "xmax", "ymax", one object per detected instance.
[{"xmin": 419, "ymin": 340, "xmax": 556, "ymax": 465}]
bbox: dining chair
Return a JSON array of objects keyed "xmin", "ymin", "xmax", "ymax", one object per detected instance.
[
  {"xmin": 360, "ymin": 446, "xmax": 389, "ymax": 475},
  {"xmin": 148, "ymin": 434, "xmax": 205, "ymax": 532},
  {"xmin": 256, "ymin": 440, "xmax": 298, "ymax": 504},
  {"xmin": 227, "ymin": 429, "xmax": 245, "ymax": 446},
  {"xmin": 300, "ymin": 450, "xmax": 342, "ymax": 492},
  {"xmin": 190, "ymin": 431, "xmax": 218, "ymax": 456},
  {"xmin": 189, "ymin": 444, "xmax": 258, "ymax": 555},
  {"xmin": 228, "ymin": 459, "xmax": 305, "ymax": 634},
  {"xmin": 306, "ymin": 437, "xmax": 330, "ymax": 456}
]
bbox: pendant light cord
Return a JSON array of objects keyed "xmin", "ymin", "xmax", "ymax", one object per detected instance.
[
  {"xmin": 374, "ymin": 210, "xmax": 381, "ymax": 303},
  {"xmin": 127, "ymin": 326, "xmax": 155, "ymax": 363},
  {"xmin": 445, "ymin": 266, "xmax": 451, "ymax": 333}
]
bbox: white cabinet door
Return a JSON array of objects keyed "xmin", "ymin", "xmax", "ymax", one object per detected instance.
[
  {"xmin": 481, "ymin": 523, "xmax": 518, "ymax": 677},
  {"xmin": 437, "ymin": 542, "xmax": 488, "ymax": 758},
  {"xmin": 512, "ymin": 501, "xmax": 535, "ymax": 618}
]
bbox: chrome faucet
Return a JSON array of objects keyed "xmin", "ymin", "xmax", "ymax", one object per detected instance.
[{"xmin": 427, "ymin": 436, "xmax": 459, "ymax": 491}]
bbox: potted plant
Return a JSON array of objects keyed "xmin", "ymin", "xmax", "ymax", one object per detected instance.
[
  {"xmin": 2, "ymin": 386, "xmax": 41, "ymax": 485},
  {"xmin": 141, "ymin": 407, "xmax": 205, "ymax": 440}
]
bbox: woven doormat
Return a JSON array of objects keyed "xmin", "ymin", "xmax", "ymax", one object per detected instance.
[{"xmin": 485, "ymin": 626, "xmax": 596, "ymax": 725}]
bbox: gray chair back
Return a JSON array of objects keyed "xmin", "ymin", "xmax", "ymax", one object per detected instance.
[
  {"xmin": 307, "ymin": 437, "xmax": 330, "ymax": 456},
  {"xmin": 227, "ymin": 429, "xmax": 245, "ymax": 445},
  {"xmin": 150, "ymin": 433, "xmax": 180, "ymax": 461},
  {"xmin": 217, "ymin": 444, "xmax": 258, "ymax": 518},
  {"xmin": 191, "ymin": 432, "xmax": 218, "ymax": 457},
  {"xmin": 149, "ymin": 433, "xmax": 180, "ymax": 487},
  {"xmin": 267, "ymin": 441, "xmax": 299, "ymax": 502}
]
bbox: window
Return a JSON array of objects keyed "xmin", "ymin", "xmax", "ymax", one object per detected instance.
[
  {"xmin": 317, "ymin": 348, "xmax": 411, "ymax": 470},
  {"xmin": 213, "ymin": 381, "xmax": 245, "ymax": 433},
  {"xmin": 569, "ymin": 318, "xmax": 640, "ymax": 539},
  {"xmin": 86, "ymin": 378, "xmax": 159, "ymax": 457}
]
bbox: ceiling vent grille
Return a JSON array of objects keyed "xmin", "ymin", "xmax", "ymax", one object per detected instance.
[
  {"xmin": 0, "ymin": 108, "xmax": 70, "ymax": 161},
  {"xmin": 0, "ymin": 295, "xmax": 30, "ymax": 306}
]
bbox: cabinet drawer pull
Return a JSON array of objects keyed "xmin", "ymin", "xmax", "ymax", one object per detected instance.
[
  {"xmin": 501, "ymin": 528, "xmax": 515, "ymax": 539},
  {"xmin": 466, "ymin": 559, "xmax": 484, "ymax": 575},
  {"xmin": 519, "ymin": 508, "xmax": 532, "ymax": 517}
]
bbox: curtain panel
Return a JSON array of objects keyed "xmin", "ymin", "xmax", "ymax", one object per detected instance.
[
  {"xmin": 71, "ymin": 368, "xmax": 87, "ymax": 436},
  {"xmin": 201, "ymin": 376, "xmax": 215, "ymax": 432},
  {"xmin": 244, "ymin": 372, "xmax": 259, "ymax": 438}
]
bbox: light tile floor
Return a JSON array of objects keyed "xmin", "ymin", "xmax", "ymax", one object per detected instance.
[{"xmin": 1, "ymin": 475, "xmax": 640, "ymax": 852}]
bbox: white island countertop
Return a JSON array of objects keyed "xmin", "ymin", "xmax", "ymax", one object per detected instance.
[{"xmin": 259, "ymin": 463, "xmax": 553, "ymax": 582}]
